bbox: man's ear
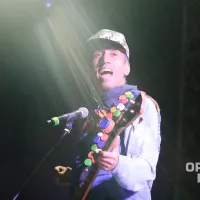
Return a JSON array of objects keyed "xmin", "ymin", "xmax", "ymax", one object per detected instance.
[{"xmin": 124, "ymin": 62, "xmax": 130, "ymax": 76}]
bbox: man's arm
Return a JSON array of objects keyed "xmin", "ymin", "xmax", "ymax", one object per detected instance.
[{"xmin": 111, "ymin": 97, "xmax": 161, "ymax": 191}]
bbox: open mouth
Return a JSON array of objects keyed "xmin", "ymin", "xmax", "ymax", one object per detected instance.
[{"xmin": 99, "ymin": 68, "xmax": 113, "ymax": 76}]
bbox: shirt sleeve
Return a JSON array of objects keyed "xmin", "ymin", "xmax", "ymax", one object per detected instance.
[{"xmin": 111, "ymin": 97, "xmax": 161, "ymax": 191}]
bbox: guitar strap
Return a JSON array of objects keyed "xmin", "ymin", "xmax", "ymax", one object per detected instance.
[{"xmin": 120, "ymin": 132, "xmax": 126, "ymax": 156}]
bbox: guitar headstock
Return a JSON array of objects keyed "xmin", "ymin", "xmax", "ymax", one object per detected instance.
[{"xmin": 115, "ymin": 92, "xmax": 143, "ymax": 129}]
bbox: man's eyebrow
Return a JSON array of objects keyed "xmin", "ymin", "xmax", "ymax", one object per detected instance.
[{"xmin": 94, "ymin": 50, "xmax": 103, "ymax": 53}]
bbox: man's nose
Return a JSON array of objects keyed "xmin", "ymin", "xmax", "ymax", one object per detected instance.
[{"xmin": 98, "ymin": 51, "xmax": 110, "ymax": 67}]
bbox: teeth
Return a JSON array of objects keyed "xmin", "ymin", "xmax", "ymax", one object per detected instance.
[
  {"xmin": 100, "ymin": 68, "xmax": 113, "ymax": 74},
  {"xmin": 102, "ymin": 69, "xmax": 112, "ymax": 73}
]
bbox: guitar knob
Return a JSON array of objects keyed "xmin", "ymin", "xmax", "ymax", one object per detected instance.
[
  {"xmin": 130, "ymin": 100, "xmax": 135, "ymax": 104},
  {"xmin": 130, "ymin": 109, "xmax": 134, "ymax": 114}
]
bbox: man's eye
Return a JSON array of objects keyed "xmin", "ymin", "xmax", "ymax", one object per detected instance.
[
  {"xmin": 111, "ymin": 52, "xmax": 117, "ymax": 56},
  {"xmin": 94, "ymin": 53, "xmax": 102, "ymax": 58}
]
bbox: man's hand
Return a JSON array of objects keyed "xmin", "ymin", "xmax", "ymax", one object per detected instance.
[
  {"xmin": 54, "ymin": 166, "xmax": 72, "ymax": 186},
  {"xmin": 55, "ymin": 166, "xmax": 72, "ymax": 175},
  {"xmin": 94, "ymin": 136, "xmax": 120, "ymax": 171}
]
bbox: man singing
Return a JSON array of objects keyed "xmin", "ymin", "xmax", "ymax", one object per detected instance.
[{"xmin": 56, "ymin": 29, "xmax": 161, "ymax": 200}]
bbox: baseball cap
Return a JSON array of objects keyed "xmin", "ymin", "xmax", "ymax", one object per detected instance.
[{"xmin": 87, "ymin": 29, "xmax": 130, "ymax": 58}]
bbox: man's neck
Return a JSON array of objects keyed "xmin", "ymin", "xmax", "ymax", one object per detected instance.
[{"xmin": 100, "ymin": 84, "xmax": 127, "ymax": 93}]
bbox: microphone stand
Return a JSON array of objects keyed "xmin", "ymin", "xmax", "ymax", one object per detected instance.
[{"xmin": 12, "ymin": 119, "xmax": 75, "ymax": 200}]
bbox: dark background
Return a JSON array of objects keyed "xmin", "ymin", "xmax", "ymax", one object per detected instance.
[{"xmin": 0, "ymin": 0, "xmax": 200, "ymax": 199}]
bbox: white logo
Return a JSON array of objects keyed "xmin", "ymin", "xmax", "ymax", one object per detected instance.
[{"xmin": 186, "ymin": 162, "xmax": 200, "ymax": 183}]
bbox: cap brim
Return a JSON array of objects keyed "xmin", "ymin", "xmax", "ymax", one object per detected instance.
[{"xmin": 87, "ymin": 38, "xmax": 127, "ymax": 55}]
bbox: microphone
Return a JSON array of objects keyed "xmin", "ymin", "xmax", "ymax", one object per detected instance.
[{"xmin": 47, "ymin": 107, "xmax": 89, "ymax": 126}]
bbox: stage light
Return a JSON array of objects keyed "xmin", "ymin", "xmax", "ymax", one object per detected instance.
[{"xmin": 45, "ymin": 1, "xmax": 51, "ymax": 7}]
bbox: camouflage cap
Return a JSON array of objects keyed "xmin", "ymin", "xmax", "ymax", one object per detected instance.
[{"xmin": 87, "ymin": 29, "xmax": 130, "ymax": 58}]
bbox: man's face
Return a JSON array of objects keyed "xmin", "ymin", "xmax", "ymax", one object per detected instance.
[{"xmin": 93, "ymin": 48, "xmax": 130, "ymax": 91}]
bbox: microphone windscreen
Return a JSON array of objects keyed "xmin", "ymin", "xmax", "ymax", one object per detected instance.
[{"xmin": 78, "ymin": 107, "xmax": 89, "ymax": 118}]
